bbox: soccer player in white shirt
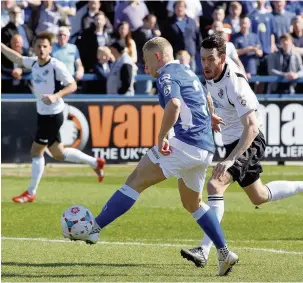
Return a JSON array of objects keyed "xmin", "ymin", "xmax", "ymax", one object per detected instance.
[
  {"xmin": 181, "ymin": 34, "xmax": 303, "ymax": 267},
  {"xmin": 1, "ymin": 32, "xmax": 106, "ymax": 203}
]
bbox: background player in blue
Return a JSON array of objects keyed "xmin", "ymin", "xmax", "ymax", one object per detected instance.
[{"xmin": 70, "ymin": 37, "xmax": 239, "ymax": 276}]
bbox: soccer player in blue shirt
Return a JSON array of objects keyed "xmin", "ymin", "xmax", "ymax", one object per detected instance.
[{"xmin": 71, "ymin": 37, "xmax": 239, "ymax": 276}]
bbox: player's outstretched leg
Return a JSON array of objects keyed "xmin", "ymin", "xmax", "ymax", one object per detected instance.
[
  {"xmin": 181, "ymin": 174, "xmax": 232, "ymax": 268},
  {"xmin": 12, "ymin": 142, "xmax": 46, "ymax": 203},
  {"xmin": 245, "ymin": 179, "xmax": 303, "ymax": 205},
  {"xmin": 81, "ymin": 154, "xmax": 167, "ymax": 244},
  {"xmin": 48, "ymin": 142, "xmax": 106, "ymax": 183},
  {"xmin": 178, "ymin": 179, "xmax": 238, "ymax": 276}
]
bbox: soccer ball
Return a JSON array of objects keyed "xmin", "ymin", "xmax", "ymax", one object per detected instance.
[{"xmin": 61, "ymin": 205, "xmax": 94, "ymax": 240}]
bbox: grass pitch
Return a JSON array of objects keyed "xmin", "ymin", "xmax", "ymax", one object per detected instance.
[{"xmin": 1, "ymin": 165, "xmax": 303, "ymax": 282}]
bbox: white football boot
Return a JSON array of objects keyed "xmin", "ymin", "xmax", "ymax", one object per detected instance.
[{"xmin": 217, "ymin": 250, "xmax": 239, "ymax": 276}]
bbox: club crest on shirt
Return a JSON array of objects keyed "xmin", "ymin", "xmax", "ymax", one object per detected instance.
[
  {"xmin": 158, "ymin": 74, "xmax": 171, "ymax": 86},
  {"xmin": 163, "ymin": 85, "xmax": 171, "ymax": 96},
  {"xmin": 43, "ymin": 70, "xmax": 49, "ymax": 76},
  {"xmin": 218, "ymin": 88, "xmax": 224, "ymax": 98},
  {"xmin": 237, "ymin": 95, "xmax": 247, "ymax": 106}
]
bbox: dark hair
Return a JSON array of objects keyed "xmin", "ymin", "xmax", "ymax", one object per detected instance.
[
  {"xmin": 143, "ymin": 14, "xmax": 156, "ymax": 22},
  {"xmin": 280, "ymin": 33, "xmax": 293, "ymax": 42},
  {"xmin": 116, "ymin": 21, "xmax": 133, "ymax": 57},
  {"xmin": 200, "ymin": 34, "xmax": 226, "ymax": 56},
  {"xmin": 240, "ymin": 14, "xmax": 249, "ymax": 20},
  {"xmin": 34, "ymin": 32, "xmax": 55, "ymax": 45},
  {"xmin": 110, "ymin": 40, "xmax": 126, "ymax": 54}
]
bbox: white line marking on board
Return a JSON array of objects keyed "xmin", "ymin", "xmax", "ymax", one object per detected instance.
[{"xmin": 2, "ymin": 237, "xmax": 303, "ymax": 255}]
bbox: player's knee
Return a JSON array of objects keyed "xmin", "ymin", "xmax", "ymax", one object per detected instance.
[
  {"xmin": 30, "ymin": 145, "xmax": 44, "ymax": 157},
  {"xmin": 52, "ymin": 153, "xmax": 65, "ymax": 161},
  {"xmin": 250, "ymin": 196, "xmax": 267, "ymax": 206},
  {"xmin": 125, "ymin": 168, "xmax": 145, "ymax": 193},
  {"xmin": 207, "ymin": 179, "xmax": 222, "ymax": 195}
]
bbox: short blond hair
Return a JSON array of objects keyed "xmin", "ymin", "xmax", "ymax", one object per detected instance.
[{"xmin": 143, "ymin": 37, "xmax": 173, "ymax": 54}]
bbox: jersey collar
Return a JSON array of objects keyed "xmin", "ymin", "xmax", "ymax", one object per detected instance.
[{"xmin": 157, "ymin": 60, "xmax": 180, "ymax": 75}]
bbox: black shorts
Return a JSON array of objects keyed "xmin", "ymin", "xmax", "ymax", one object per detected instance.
[
  {"xmin": 225, "ymin": 131, "xmax": 266, "ymax": 187},
  {"xmin": 35, "ymin": 112, "xmax": 64, "ymax": 147}
]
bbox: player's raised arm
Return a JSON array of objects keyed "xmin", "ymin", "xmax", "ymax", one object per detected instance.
[{"xmin": 1, "ymin": 43, "xmax": 24, "ymax": 67}]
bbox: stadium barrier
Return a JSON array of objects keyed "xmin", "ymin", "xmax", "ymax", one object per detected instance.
[
  {"xmin": 2, "ymin": 95, "xmax": 303, "ymax": 164},
  {"xmin": 2, "ymin": 74, "xmax": 303, "ymax": 83}
]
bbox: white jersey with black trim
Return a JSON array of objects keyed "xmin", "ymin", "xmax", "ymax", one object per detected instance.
[
  {"xmin": 205, "ymin": 57, "xmax": 261, "ymax": 145},
  {"xmin": 22, "ymin": 57, "xmax": 74, "ymax": 115}
]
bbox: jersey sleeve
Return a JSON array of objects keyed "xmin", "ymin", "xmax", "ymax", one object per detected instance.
[
  {"xmin": 228, "ymin": 75, "xmax": 258, "ymax": 118},
  {"xmin": 54, "ymin": 60, "xmax": 75, "ymax": 86},
  {"xmin": 157, "ymin": 76, "xmax": 182, "ymax": 106},
  {"xmin": 22, "ymin": 56, "xmax": 38, "ymax": 69}
]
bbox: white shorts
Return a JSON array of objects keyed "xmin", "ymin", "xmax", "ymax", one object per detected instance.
[{"xmin": 147, "ymin": 137, "xmax": 213, "ymax": 192}]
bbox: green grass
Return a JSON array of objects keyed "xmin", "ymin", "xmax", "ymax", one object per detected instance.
[{"xmin": 2, "ymin": 165, "xmax": 303, "ymax": 282}]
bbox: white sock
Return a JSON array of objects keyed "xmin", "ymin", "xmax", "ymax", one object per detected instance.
[
  {"xmin": 266, "ymin": 181, "xmax": 303, "ymax": 201},
  {"xmin": 27, "ymin": 156, "xmax": 45, "ymax": 195},
  {"xmin": 63, "ymin": 148, "xmax": 97, "ymax": 168},
  {"xmin": 200, "ymin": 194, "xmax": 224, "ymax": 259}
]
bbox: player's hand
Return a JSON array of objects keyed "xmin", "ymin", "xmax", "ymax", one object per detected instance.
[
  {"xmin": 212, "ymin": 159, "xmax": 235, "ymax": 179},
  {"xmin": 42, "ymin": 94, "xmax": 59, "ymax": 105},
  {"xmin": 158, "ymin": 137, "xmax": 172, "ymax": 156},
  {"xmin": 211, "ymin": 114, "xmax": 225, "ymax": 133}
]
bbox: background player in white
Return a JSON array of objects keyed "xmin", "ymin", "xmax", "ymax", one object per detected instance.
[
  {"xmin": 181, "ymin": 34, "xmax": 303, "ymax": 267},
  {"xmin": 1, "ymin": 32, "xmax": 106, "ymax": 203},
  {"xmin": 69, "ymin": 37, "xmax": 239, "ymax": 276}
]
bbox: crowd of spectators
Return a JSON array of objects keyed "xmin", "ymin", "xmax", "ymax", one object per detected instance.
[{"xmin": 1, "ymin": 0, "xmax": 303, "ymax": 95}]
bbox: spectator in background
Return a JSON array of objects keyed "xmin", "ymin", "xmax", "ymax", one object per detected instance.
[
  {"xmin": 241, "ymin": 1, "xmax": 272, "ymax": 16},
  {"xmin": 166, "ymin": 0, "xmax": 202, "ymax": 24},
  {"xmin": 114, "ymin": 0, "xmax": 149, "ymax": 32},
  {"xmin": 251, "ymin": 0, "xmax": 277, "ymax": 55},
  {"xmin": 291, "ymin": 16, "xmax": 303, "ymax": 55},
  {"xmin": 89, "ymin": 46, "xmax": 113, "ymax": 94},
  {"xmin": 272, "ymin": 0, "xmax": 296, "ymax": 44},
  {"xmin": 1, "ymin": 5, "xmax": 34, "ymax": 49},
  {"xmin": 16, "ymin": 0, "xmax": 41, "ymax": 24},
  {"xmin": 176, "ymin": 50, "xmax": 191, "ymax": 69},
  {"xmin": 224, "ymin": 2, "xmax": 242, "ymax": 34},
  {"xmin": 77, "ymin": 11, "xmax": 111, "ymax": 72},
  {"xmin": 56, "ymin": 0, "xmax": 76, "ymax": 26},
  {"xmin": 28, "ymin": 0, "xmax": 64, "ymax": 35},
  {"xmin": 285, "ymin": 0, "xmax": 303, "ymax": 16},
  {"xmin": 232, "ymin": 15, "xmax": 263, "ymax": 79},
  {"xmin": 52, "ymin": 26, "xmax": 84, "ymax": 81},
  {"xmin": 114, "ymin": 21, "xmax": 137, "ymax": 64},
  {"xmin": 107, "ymin": 40, "xmax": 135, "ymax": 95},
  {"xmin": 1, "ymin": 0, "xmax": 16, "ymax": 28},
  {"xmin": 162, "ymin": 0, "xmax": 201, "ymax": 72},
  {"xmin": 202, "ymin": 6, "xmax": 231, "ymax": 39},
  {"xmin": 81, "ymin": 0, "xmax": 112, "ymax": 32},
  {"xmin": 1, "ymin": 34, "xmax": 32, "ymax": 93},
  {"xmin": 268, "ymin": 34, "xmax": 303, "ymax": 94},
  {"xmin": 133, "ymin": 14, "xmax": 160, "ymax": 94}
]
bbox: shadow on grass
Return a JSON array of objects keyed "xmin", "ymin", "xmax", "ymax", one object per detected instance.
[{"xmin": 2, "ymin": 261, "xmax": 186, "ymax": 268}]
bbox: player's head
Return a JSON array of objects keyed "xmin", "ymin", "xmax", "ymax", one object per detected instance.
[
  {"xmin": 34, "ymin": 32, "xmax": 54, "ymax": 60},
  {"xmin": 200, "ymin": 34, "xmax": 226, "ymax": 80},
  {"xmin": 143, "ymin": 37, "xmax": 174, "ymax": 78}
]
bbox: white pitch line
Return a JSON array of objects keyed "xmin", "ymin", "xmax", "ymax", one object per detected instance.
[{"xmin": 2, "ymin": 237, "xmax": 303, "ymax": 255}]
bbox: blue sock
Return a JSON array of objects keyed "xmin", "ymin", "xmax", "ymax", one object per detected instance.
[
  {"xmin": 192, "ymin": 203, "xmax": 226, "ymax": 249},
  {"xmin": 95, "ymin": 184, "xmax": 139, "ymax": 229}
]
